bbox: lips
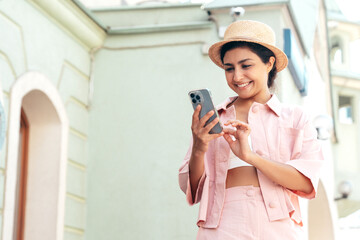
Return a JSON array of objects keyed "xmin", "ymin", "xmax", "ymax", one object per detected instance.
[{"xmin": 235, "ymin": 81, "xmax": 253, "ymax": 88}]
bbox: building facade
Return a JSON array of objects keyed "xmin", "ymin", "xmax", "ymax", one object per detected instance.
[
  {"xmin": 0, "ymin": 0, "xmax": 342, "ymax": 239},
  {"xmin": 326, "ymin": 0, "xmax": 360, "ymax": 234},
  {"xmin": 0, "ymin": 0, "xmax": 105, "ymax": 239}
]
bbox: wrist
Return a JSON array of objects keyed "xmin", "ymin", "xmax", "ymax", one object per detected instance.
[
  {"xmin": 191, "ymin": 148, "xmax": 206, "ymax": 158},
  {"xmin": 192, "ymin": 141, "xmax": 208, "ymax": 155},
  {"xmin": 246, "ymin": 151, "xmax": 259, "ymax": 165}
]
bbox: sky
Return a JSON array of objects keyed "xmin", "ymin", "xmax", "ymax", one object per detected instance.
[{"xmin": 336, "ymin": 0, "xmax": 360, "ymax": 22}]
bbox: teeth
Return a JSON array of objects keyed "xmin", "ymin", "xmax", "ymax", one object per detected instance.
[{"xmin": 237, "ymin": 82, "xmax": 251, "ymax": 87}]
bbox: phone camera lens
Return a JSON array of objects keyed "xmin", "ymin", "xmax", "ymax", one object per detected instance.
[
  {"xmin": 190, "ymin": 93, "xmax": 195, "ymax": 98},
  {"xmin": 196, "ymin": 95, "xmax": 200, "ymax": 100},
  {"xmin": 192, "ymin": 99, "xmax": 196, "ymax": 103}
]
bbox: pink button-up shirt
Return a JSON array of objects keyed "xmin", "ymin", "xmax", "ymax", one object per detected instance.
[{"xmin": 178, "ymin": 94, "xmax": 324, "ymax": 228}]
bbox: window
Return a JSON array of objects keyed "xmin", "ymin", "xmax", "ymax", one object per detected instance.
[
  {"xmin": 332, "ymin": 44, "xmax": 343, "ymax": 64},
  {"xmin": 331, "ymin": 37, "xmax": 344, "ymax": 65},
  {"xmin": 338, "ymin": 96, "xmax": 354, "ymax": 124},
  {"xmin": 283, "ymin": 28, "xmax": 308, "ymax": 96}
]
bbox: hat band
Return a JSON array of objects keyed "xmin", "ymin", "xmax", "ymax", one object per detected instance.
[{"xmin": 224, "ymin": 36, "xmax": 274, "ymax": 46}]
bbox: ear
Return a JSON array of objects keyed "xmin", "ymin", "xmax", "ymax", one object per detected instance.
[{"xmin": 267, "ymin": 56, "xmax": 275, "ymax": 73}]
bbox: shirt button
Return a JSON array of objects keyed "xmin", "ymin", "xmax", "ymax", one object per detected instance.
[
  {"xmin": 252, "ymin": 106, "xmax": 259, "ymax": 113},
  {"xmin": 246, "ymin": 189, "xmax": 254, "ymax": 197},
  {"xmin": 269, "ymin": 202, "xmax": 277, "ymax": 208}
]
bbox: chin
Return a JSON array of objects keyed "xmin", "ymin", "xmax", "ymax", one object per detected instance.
[{"xmin": 235, "ymin": 90, "xmax": 253, "ymax": 98}]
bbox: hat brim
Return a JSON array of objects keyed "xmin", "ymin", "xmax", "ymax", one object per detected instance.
[{"xmin": 208, "ymin": 38, "xmax": 288, "ymax": 72}]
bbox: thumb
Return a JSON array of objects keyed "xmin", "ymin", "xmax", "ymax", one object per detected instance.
[{"xmin": 223, "ymin": 133, "xmax": 234, "ymax": 146}]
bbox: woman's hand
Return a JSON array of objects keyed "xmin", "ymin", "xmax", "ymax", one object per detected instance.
[
  {"xmin": 191, "ymin": 105, "xmax": 224, "ymax": 154},
  {"xmin": 223, "ymin": 120, "xmax": 252, "ymax": 161},
  {"xmin": 189, "ymin": 105, "xmax": 223, "ymax": 201}
]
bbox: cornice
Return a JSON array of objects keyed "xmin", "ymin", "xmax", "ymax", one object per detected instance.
[{"xmin": 27, "ymin": 0, "xmax": 106, "ymax": 49}]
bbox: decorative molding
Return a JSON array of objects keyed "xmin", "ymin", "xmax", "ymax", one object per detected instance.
[
  {"xmin": 68, "ymin": 159, "xmax": 86, "ymax": 171},
  {"xmin": 333, "ymin": 77, "xmax": 360, "ymax": 90},
  {"xmin": 108, "ymin": 21, "xmax": 212, "ymax": 34},
  {"xmin": 27, "ymin": 0, "xmax": 106, "ymax": 49},
  {"xmin": 90, "ymin": 2, "xmax": 202, "ymax": 12},
  {"xmin": 0, "ymin": 11, "xmax": 28, "ymax": 74},
  {"xmin": 69, "ymin": 127, "xmax": 88, "ymax": 140},
  {"xmin": 202, "ymin": 0, "xmax": 288, "ymax": 10},
  {"xmin": 57, "ymin": 61, "xmax": 90, "ymax": 107},
  {"xmin": 332, "ymin": 70, "xmax": 360, "ymax": 81},
  {"xmin": 64, "ymin": 225, "xmax": 84, "ymax": 235},
  {"xmin": 66, "ymin": 192, "xmax": 86, "ymax": 203},
  {"xmin": 0, "ymin": 51, "xmax": 17, "ymax": 78}
]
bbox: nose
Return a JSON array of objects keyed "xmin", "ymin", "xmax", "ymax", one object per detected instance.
[{"xmin": 233, "ymin": 68, "xmax": 244, "ymax": 82}]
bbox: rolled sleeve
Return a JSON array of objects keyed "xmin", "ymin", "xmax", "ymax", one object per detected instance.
[
  {"xmin": 178, "ymin": 138, "xmax": 206, "ymax": 205},
  {"xmin": 179, "ymin": 167, "xmax": 206, "ymax": 205},
  {"xmin": 285, "ymin": 114, "xmax": 324, "ymax": 199}
]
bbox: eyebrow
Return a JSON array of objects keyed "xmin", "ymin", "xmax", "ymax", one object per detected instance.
[{"xmin": 224, "ymin": 58, "xmax": 253, "ymax": 66}]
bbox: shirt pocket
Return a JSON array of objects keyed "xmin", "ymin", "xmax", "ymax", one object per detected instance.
[{"xmin": 279, "ymin": 127, "xmax": 304, "ymax": 161}]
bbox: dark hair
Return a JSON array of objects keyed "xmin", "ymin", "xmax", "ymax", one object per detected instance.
[{"xmin": 220, "ymin": 41, "xmax": 277, "ymax": 88}]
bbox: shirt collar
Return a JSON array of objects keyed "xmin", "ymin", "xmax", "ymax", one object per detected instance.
[
  {"xmin": 216, "ymin": 96, "xmax": 238, "ymax": 111},
  {"xmin": 265, "ymin": 94, "xmax": 282, "ymax": 117},
  {"xmin": 216, "ymin": 94, "xmax": 282, "ymax": 117}
]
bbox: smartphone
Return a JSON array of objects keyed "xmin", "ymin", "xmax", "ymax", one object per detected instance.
[{"xmin": 188, "ymin": 89, "xmax": 222, "ymax": 134}]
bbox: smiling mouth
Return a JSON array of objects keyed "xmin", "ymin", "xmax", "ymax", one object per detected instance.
[{"xmin": 235, "ymin": 81, "xmax": 253, "ymax": 88}]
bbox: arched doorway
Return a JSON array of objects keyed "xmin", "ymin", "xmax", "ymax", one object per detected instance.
[
  {"xmin": 14, "ymin": 108, "xmax": 29, "ymax": 240},
  {"xmin": 3, "ymin": 72, "xmax": 68, "ymax": 240}
]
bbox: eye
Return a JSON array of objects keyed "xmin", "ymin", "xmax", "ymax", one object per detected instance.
[
  {"xmin": 225, "ymin": 67, "xmax": 234, "ymax": 72},
  {"xmin": 242, "ymin": 64, "xmax": 252, "ymax": 69}
]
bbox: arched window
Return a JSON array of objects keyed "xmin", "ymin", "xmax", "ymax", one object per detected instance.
[{"xmin": 330, "ymin": 36, "xmax": 344, "ymax": 65}]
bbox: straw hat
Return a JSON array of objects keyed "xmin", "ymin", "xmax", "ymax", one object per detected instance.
[{"xmin": 208, "ymin": 20, "xmax": 288, "ymax": 72}]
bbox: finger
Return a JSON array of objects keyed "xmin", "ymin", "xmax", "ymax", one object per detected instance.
[
  {"xmin": 203, "ymin": 116, "xmax": 220, "ymax": 133},
  {"xmin": 224, "ymin": 121, "xmax": 233, "ymax": 126},
  {"xmin": 222, "ymin": 128, "xmax": 237, "ymax": 136},
  {"xmin": 230, "ymin": 120, "xmax": 248, "ymax": 126},
  {"xmin": 234, "ymin": 124, "xmax": 247, "ymax": 130},
  {"xmin": 209, "ymin": 131, "xmax": 224, "ymax": 140},
  {"xmin": 192, "ymin": 105, "xmax": 201, "ymax": 123},
  {"xmin": 224, "ymin": 120, "xmax": 240, "ymax": 126},
  {"xmin": 199, "ymin": 110, "xmax": 215, "ymax": 127},
  {"xmin": 223, "ymin": 133, "xmax": 235, "ymax": 145},
  {"xmin": 231, "ymin": 121, "xmax": 249, "ymax": 129}
]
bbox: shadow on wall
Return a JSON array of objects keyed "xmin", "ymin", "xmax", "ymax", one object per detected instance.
[{"xmin": 308, "ymin": 180, "xmax": 335, "ymax": 240}]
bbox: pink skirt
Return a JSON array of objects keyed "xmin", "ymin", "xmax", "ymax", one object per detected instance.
[{"xmin": 196, "ymin": 186, "xmax": 305, "ymax": 240}]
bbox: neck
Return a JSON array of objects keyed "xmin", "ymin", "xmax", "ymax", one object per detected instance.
[{"xmin": 234, "ymin": 91, "xmax": 272, "ymax": 109}]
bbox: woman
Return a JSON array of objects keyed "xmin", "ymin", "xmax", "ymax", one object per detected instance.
[{"xmin": 178, "ymin": 20, "xmax": 324, "ymax": 239}]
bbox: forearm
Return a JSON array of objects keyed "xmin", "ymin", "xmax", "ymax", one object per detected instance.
[
  {"xmin": 188, "ymin": 151, "xmax": 205, "ymax": 201},
  {"xmin": 248, "ymin": 152, "xmax": 313, "ymax": 194}
]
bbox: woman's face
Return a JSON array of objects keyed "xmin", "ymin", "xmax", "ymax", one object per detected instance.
[{"xmin": 223, "ymin": 47, "xmax": 275, "ymax": 101}]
